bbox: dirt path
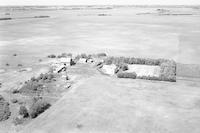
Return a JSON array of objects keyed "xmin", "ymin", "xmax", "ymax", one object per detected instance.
[{"xmin": 20, "ymin": 64, "xmax": 200, "ymax": 133}]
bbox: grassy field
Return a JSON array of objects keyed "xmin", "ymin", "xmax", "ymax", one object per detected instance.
[
  {"xmin": 0, "ymin": 6, "xmax": 200, "ymax": 67},
  {"xmin": 20, "ymin": 63, "xmax": 200, "ymax": 133}
]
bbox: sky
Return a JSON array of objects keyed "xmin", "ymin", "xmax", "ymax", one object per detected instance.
[{"xmin": 0, "ymin": 0, "xmax": 200, "ymax": 6}]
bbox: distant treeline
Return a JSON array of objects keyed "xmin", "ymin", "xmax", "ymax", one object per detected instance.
[
  {"xmin": 0, "ymin": 16, "xmax": 49, "ymax": 21},
  {"xmin": 0, "ymin": 18, "xmax": 12, "ymax": 20}
]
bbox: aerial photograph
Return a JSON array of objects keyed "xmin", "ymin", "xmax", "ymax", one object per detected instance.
[{"xmin": 0, "ymin": 0, "xmax": 200, "ymax": 133}]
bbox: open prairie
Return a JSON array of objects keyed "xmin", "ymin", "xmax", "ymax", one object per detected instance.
[
  {"xmin": 0, "ymin": 6, "xmax": 200, "ymax": 133},
  {"xmin": 0, "ymin": 6, "xmax": 200, "ymax": 66}
]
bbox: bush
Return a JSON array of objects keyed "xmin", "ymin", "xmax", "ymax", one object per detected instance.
[
  {"xmin": 67, "ymin": 53, "xmax": 72, "ymax": 57},
  {"xmin": 57, "ymin": 55, "xmax": 62, "ymax": 58},
  {"xmin": 80, "ymin": 53, "xmax": 88, "ymax": 59},
  {"xmin": 36, "ymin": 73, "xmax": 55, "ymax": 82},
  {"xmin": 118, "ymin": 63, "xmax": 128, "ymax": 71},
  {"xmin": 57, "ymin": 53, "xmax": 72, "ymax": 58},
  {"xmin": 75, "ymin": 55, "xmax": 81, "ymax": 61},
  {"xmin": 88, "ymin": 54, "xmax": 92, "ymax": 58},
  {"xmin": 11, "ymin": 99, "xmax": 18, "ymax": 103},
  {"xmin": 19, "ymin": 81, "xmax": 43, "ymax": 94},
  {"xmin": 29, "ymin": 99, "xmax": 51, "ymax": 118},
  {"xmin": 47, "ymin": 54, "xmax": 56, "ymax": 58},
  {"xmin": 137, "ymin": 76, "xmax": 161, "ymax": 81},
  {"xmin": 104, "ymin": 57, "xmax": 114, "ymax": 65},
  {"xmin": 97, "ymin": 53, "xmax": 107, "ymax": 57},
  {"xmin": 117, "ymin": 72, "xmax": 137, "ymax": 79},
  {"xmin": 62, "ymin": 53, "xmax": 72, "ymax": 57},
  {"xmin": 18, "ymin": 64, "xmax": 23, "ymax": 67},
  {"xmin": 31, "ymin": 77, "xmax": 37, "ymax": 82},
  {"xmin": 12, "ymin": 89, "xmax": 19, "ymax": 94},
  {"xmin": 0, "ymin": 95, "xmax": 11, "ymax": 121},
  {"xmin": 61, "ymin": 53, "xmax": 67, "ymax": 57},
  {"xmin": 13, "ymin": 116, "xmax": 25, "ymax": 125},
  {"xmin": 19, "ymin": 106, "xmax": 29, "ymax": 118},
  {"xmin": 159, "ymin": 60, "xmax": 176, "ymax": 82},
  {"xmin": 70, "ymin": 59, "xmax": 76, "ymax": 66}
]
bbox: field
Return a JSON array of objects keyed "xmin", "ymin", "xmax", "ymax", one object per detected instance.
[
  {"xmin": 20, "ymin": 64, "xmax": 200, "ymax": 133},
  {"xmin": 0, "ymin": 5, "xmax": 200, "ymax": 133},
  {"xmin": 0, "ymin": 6, "xmax": 200, "ymax": 65}
]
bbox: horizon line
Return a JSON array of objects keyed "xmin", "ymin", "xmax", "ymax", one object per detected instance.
[{"xmin": 0, "ymin": 4, "xmax": 200, "ymax": 6}]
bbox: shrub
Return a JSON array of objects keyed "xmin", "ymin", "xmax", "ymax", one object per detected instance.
[
  {"xmin": 104, "ymin": 57, "xmax": 114, "ymax": 65},
  {"xmin": 66, "ymin": 53, "xmax": 72, "ymax": 57},
  {"xmin": 6, "ymin": 63, "xmax": 9, "ymax": 66},
  {"xmin": 118, "ymin": 63, "xmax": 128, "ymax": 71},
  {"xmin": 57, "ymin": 53, "xmax": 73, "ymax": 58},
  {"xmin": 57, "ymin": 55, "xmax": 62, "ymax": 58},
  {"xmin": 137, "ymin": 76, "xmax": 161, "ymax": 81},
  {"xmin": 47, "ymin": 54, "xmax": 56, "ymax": 58},
  {"xmin": 97, "ymin": 53, "xmax": 107, "ymax": 57},
  {"xmin": 88, "ymin": 54, "xmax": 92, "ymax": 58},
  {"xmin": 80, "ymin": 53, "xmax": 88, "ymax": 59},
  {"xmin": 18, "ymin": 101, "xmax": 24, "ymax": 105},
  {"xmin": 18, "ymin": 64, "xmax": 23, "ymax": 67},
  {"xmin": 19, "ymin": 106, "xmax": 29, "ymax": 118},
  {"xmin": 62, "ymin": 53, "xmax": 72, "ymax": 57},
  {"xmin": 11, "ymin": 99, "xmax": 18, "ymax": 103},
  {"xmin": 36, "ymin": 73, "xmax": 55, "ymax": 82},
  {"xmin": 117, "ymin": 72, "xmax": 137, "ymax": 79},
  {"xmin": 19, "ymin": 81, "xmax": 43, "ymax": 94},
  {"xmin": 75, "ymin": 55, "xmax": 81, "ymax": 61},
  {"xmin": 13, "ymin": 53, "xmax": 17, "ymax": 56},
  {"xmin": 13, "ymin": 116, "xmax": 25, "ymax": 125},
  {"xmin": 159, "ymin": 60, "xmax": 176, "ymax": 82},
  {"xmin": 61, "ymin": 53, "xmax": 67, "ymax": 57},
  {"xmin": 0, "ymin": 95, "xmax": 11, "ymax": 121},
  {"xmin": 32, "ymin": 97, "xmax": 42, "ymax": 103},
  {"xmin": 12, "ymin": 89, "xmax": 19, "ymax": 94},
  {"xmin": 70, "ymin": 59, "xmax": 76, "ymax": 66},
  {"xmin": 29, "ymin": 99, "xmax": 51, "ymax": 118},
  {"xmin": 31, "ymin": 77, "xmax": 37, "ymax": 82}
]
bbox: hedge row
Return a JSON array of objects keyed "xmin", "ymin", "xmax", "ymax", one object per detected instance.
[
  {"xmin": 19, "ymin": 73, "xmax": 56, "ymax": 94},
  {"xmin": 159, "ymin": 61, "xmax": 176, "ymax": 82},
  {"xmin": 0, "ymin": 95, "xmax": 11, "ymax": 121},
  {"xmin": 117, "ymin": 72, "xmax": 137, "ymax": 79},
  {"xmin": 57, "ymin": 53, "xmax": 72, "ymax": 58},
  {"xmin": 47, "ymin": 53, "xmax": 72, "ymax": 58},
  {"xmin": 104, "ymin": 56, "xmax": 176, "ymax": 66},
  {"xmin": 14, "ymin": 98, "xmax": 51, "ymax": 125},
  {"xmin": 117, "ymin": 72, "xmax": 176, "ymax": 82},
  {"xmin": 75, "ymin": 53, "xmax": 107, "ymax": 60},
  {"xmin": 29, "ymin": 99, "xmax": 51, "ymax": 118}
]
